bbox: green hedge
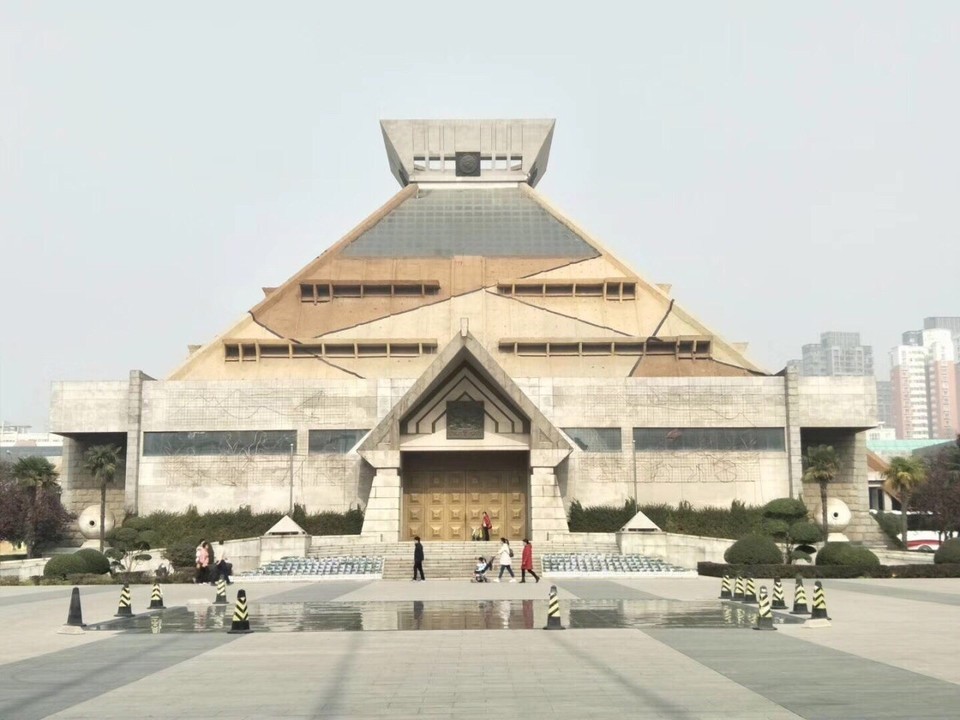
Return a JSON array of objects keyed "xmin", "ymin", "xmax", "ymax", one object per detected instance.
[
  {"xmin": 121, "ymin": 504, "xmax": 364, "ymax": 550},
  {"xmin": 568, "ymin": 499, "xmax": 764, "ymax": 538},
  {"xmin": 43, "ymin": 554, "xmax": 88, "ymax": 578},
  {"xmin": 816, "ymin": 542, "xmax": 880, "ymax": 567},
  {"xmin": 934, "ymin": 538, "xmax": 960, "ymax": 564},
  {"xmin": 698, "ymin": 561, "xmax": 960, "ymax": 579},
  {"xmin": 74, "ymin": 548, "xmax": 111, "ymax": 575},
  {"xmin": 724, "ymin": 534, "xmax": 783, "ymax": 564}
]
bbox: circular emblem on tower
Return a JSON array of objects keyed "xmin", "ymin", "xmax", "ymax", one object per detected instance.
[{"xmin": 455, "ymin": 151, "xmax": 481, "ymax": 177}]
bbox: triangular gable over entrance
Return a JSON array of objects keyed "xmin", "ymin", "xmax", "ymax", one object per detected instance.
[{"xmin": 358, "ymin": 329, "xmax": 571, "ymax": 469}]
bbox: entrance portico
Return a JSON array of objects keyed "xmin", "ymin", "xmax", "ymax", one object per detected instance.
[{"xmin": 359, "ymin": 329, "xmax": 571, "ymax": 543}]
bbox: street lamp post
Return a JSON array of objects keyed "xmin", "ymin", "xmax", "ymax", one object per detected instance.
[{"xmin": 288, "ymin": 442, "xmax": 295, "ymax": 516}]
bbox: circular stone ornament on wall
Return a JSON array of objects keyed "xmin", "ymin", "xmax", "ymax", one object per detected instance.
[
  {"xmin": 77, "ymin": 505, "xmax": 115, "ymax": 540},
  {"xmin": 818, "ymin": 497, "xmax": 851, "ymax": 542}
]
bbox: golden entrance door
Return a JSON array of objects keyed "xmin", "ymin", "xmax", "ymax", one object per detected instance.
[{"xmin": 404, "ymin": 468, "xmax": 526, "ymax": 541}]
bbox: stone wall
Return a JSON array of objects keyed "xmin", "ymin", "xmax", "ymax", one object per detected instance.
[{"xmin": 53, "ymin": 374, "xmax": 876, "ymax": 537}]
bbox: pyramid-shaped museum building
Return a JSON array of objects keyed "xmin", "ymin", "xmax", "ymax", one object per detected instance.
[{"xmin": 51, "ymin": 119, "xmax": 878, "ymax": 543}]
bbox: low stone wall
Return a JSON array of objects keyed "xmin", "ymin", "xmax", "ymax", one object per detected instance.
[
  {"xmin": 618, "ymin": 531, "xmax": 736, "ymax": 567},
  {"xmin": 0, "ymin": 558, "xmax": 47, "ymax": 582},
  {"xmin": 872, "ymin": 549, "xmax": 934, "ymax": 566}
]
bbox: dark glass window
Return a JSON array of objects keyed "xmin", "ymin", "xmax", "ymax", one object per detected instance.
[
  {"xmin": 563, "ymin": 428, "xmax": 622, "ymax": 452},
  {"xmin": 142, "ymin": 431, "xmax": 296, "ymax": 456},
  {"xmin": 632, "ymin": 428, "xmax": 785, "ymax": 452},
  {"xmin": 308, "ymin": 429, "xmax": 367, "ymax": 454}
]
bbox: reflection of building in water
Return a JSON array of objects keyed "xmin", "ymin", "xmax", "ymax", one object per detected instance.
[
  {"xmin": 48, "ymin": 119, "xmax": 877, "ymax": 543},
  {"xmin": 522, "ymin": 599, "xmax": 534, "ymax": 630},
  {"xmin": 498, "ymin": 600, "xmax": 511, "ymax": 629}
]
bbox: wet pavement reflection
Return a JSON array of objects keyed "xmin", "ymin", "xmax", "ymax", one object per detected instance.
[{"xmin": 86, "ymin": 599, "xmax": 803, "ymax": 634}]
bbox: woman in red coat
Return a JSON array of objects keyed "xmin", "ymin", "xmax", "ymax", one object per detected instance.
[{"xmin": 520, "ymin": 539, "xmax": 540, "ymax": 583}]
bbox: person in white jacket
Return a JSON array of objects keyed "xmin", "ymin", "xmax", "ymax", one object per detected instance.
[{"xmin": 496, "ymin": 538, "xmax": 516, "ymax": 582}]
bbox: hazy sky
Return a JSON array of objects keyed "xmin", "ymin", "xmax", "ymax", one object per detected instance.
[{"xmin": 2, "ymin": 2, "xmax": 958, "ymax": 431}]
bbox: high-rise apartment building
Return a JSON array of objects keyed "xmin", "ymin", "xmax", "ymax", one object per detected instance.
[
  {"xmin": 890, "ymin": 327, "xmax": 960, "ymax": 440},
  {"xmin": 924, "ymin": 317, "xmax": 960, "ymax": 363},
  {"xmin": 801, "ymin": 331, "xmax": 874, "ymax": 377},
  {"xmin": 875, "ymin": 379, "xmax": 894, "ymax": 428},
  {"xmin": 891, "ymin": 345, "xmax": 931, "ymax": 439}
]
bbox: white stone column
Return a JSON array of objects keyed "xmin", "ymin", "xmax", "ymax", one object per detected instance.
[
  {"xmin": 361, "ymin": 467, "xmax": 401, "ymax": 541},
  {"xmin": 529, "ymin": 466, "xmax": 568, "ymax": 544}
]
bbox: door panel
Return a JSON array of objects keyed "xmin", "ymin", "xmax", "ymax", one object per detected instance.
[{"xmin": 404, "ymin": 464, "xmax": 526, "ymax": 541}]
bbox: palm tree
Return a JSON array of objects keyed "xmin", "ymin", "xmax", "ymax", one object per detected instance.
[
  {"xmin": 882, "ymin": 455, "xmax": 928, "ymax": 549},
  {"xmin": 82, "ymin": 445, "xmax": 123, "ymax": 552},
  {"xmin": 802, "ymin": 445, "xmax": 841, "ymax": 535},
  {"xmin": 12, "ymin": 456, "xmax": 60, "ymax": 557}
]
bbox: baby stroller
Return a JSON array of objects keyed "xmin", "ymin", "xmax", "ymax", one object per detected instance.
[{"xmin": 473, "ymin": 556, "xmax": 493, "ymax": 583}]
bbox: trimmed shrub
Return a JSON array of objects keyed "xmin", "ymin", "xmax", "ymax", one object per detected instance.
[
  {"xmin": 816, "ymin": 542, "xmax": 880, "ymax": 568},
  {"xmin": 724, "ymin": 534, "xmax": 783, "ymax": 565},
  {"xmin": 164, "ymin": 542, "xmax": 197, "ymax": 570},
  {"xmin": 789, "ymin": 522, "xmax": 823, "ymax": 545},
  {"xmin": 934, "ymin": 538, "xmax": 960, "ymax": 564},
  {"xmin": 43, "ymin": 554, "xmax": 88, "ymax": 578},
  {"xmin": 74, "ymin": 548, "xmax": 111, "ymax": 575},
  {"xmin": 762, "ymin": 498, "xmax": 807, "ymax": 521}
]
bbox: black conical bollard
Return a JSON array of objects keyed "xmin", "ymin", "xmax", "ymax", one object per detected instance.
[
  {"xmin": 66, "ymin": 587, "xmax": 86, "ymax": 627},
  {"xmin": 543, "ymin": 585, "xmax": 564, "ymax": 630},
  {"xmin": 228, "ymin": 589, "xmax": 253, "ymax": 634},
  {"xmin": 115, "ymin": 584, "xmax": 133, "ymax": 617},
  {"xmin": 148, "ymin": 582, "xmax": 165, "ymax": 610}
]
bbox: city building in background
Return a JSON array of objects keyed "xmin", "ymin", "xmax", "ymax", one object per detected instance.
[
  {"xmin": 890, "ymin": 326, "xmax": 960, "ymax": 440},
  {"xmin": 0, "ymin": 425, "xmax": 63, "ymax": 467},
  {"xmin": 801, "ymin": 331, "xmax": 874, "ymax": 377},
  {"xmin": 875, "ymin": 380, "xmax": 894, "ymax": 428}
]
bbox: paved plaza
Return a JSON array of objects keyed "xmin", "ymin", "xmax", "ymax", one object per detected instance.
[{"xmin": 2, "ymin": 576, "xmax": 960, "ymax": 719}]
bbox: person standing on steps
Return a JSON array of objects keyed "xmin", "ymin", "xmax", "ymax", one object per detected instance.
[
  {"xmin": 496, "ymin": 537, "xmax": 516, "ymax": 582},
  {"xmin": 412, "ymin": 536, "xmax": 425, "ymax": 581},
  {"xmin": 520, "ymin": 538, "xmax": 540, "ymax": 583},
  {"xmin": 481, "ymin": 511, "xmax": 492, "ymax": 541}
]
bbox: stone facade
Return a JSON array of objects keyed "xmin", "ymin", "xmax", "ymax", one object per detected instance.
[{"xmin": 48, "ymin": 118, "xmax": 879, "ymax": 544}]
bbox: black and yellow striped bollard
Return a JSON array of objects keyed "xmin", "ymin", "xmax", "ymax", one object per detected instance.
[
  {"xmin": 214, "ymin": 578, "xmax": 228, "ymax": 605},
  {"xmin": 771, "ymin": 577, "xmax": 787, "ymax": 609},
  {"xmin": 733, "ymin": 575, "xmax": 745, "ymax": 601},
  {"xmin": 719, "ymin": 574, "xmax": 732, "ymax": 599},
  {"xmin": 791, "ymin": 576, "xmax": 808, "ymax": 615},
  {"xmin": 743, "ymin": 576, "xmax": 757, "ymax": 604},
  {"xmin": 114, "ymin": 584, "xmax": 133, "ymax": 617},
  {"xmin": 810, "ymin": 580, "xmax": 830, "ymax": 620},
  {"xmin": 543, "ymin": 585, "xmax": 564, "ymax": 630},
  {"xmin": 228, "ymin": 588, "xmax": 253, "ymax": 634},
  {"xmin": 149, "ymin": 582, "xmax": 165, "ymax": 610},
  {"xmin": 754, "ymin": 586, "xmax": 775, "ymax": 631}
]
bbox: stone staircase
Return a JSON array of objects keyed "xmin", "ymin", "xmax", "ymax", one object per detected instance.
[{"xmin": 309, "ymin": 541, "xmax": 511, "ymax": 580}]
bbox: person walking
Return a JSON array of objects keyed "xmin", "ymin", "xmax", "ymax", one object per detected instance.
[
  {"xmin": 412, "ymin": 536, "xmax": 425, "ymax": 581},
  {"xmin": 520, "ymin": 538, "xmax": 540, "ymax": 583},
  {"xmin": 481, "ymin": 511, "xmax": 492, "ymax": 541},
  {"xmin": 496, "ymin": 537, "xmax": 515, "ymax": 582}
]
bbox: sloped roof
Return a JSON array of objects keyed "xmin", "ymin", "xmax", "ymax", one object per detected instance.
[{"xmin": 343, "ymin": 188, "xmax": 597, "ymax": 258}]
